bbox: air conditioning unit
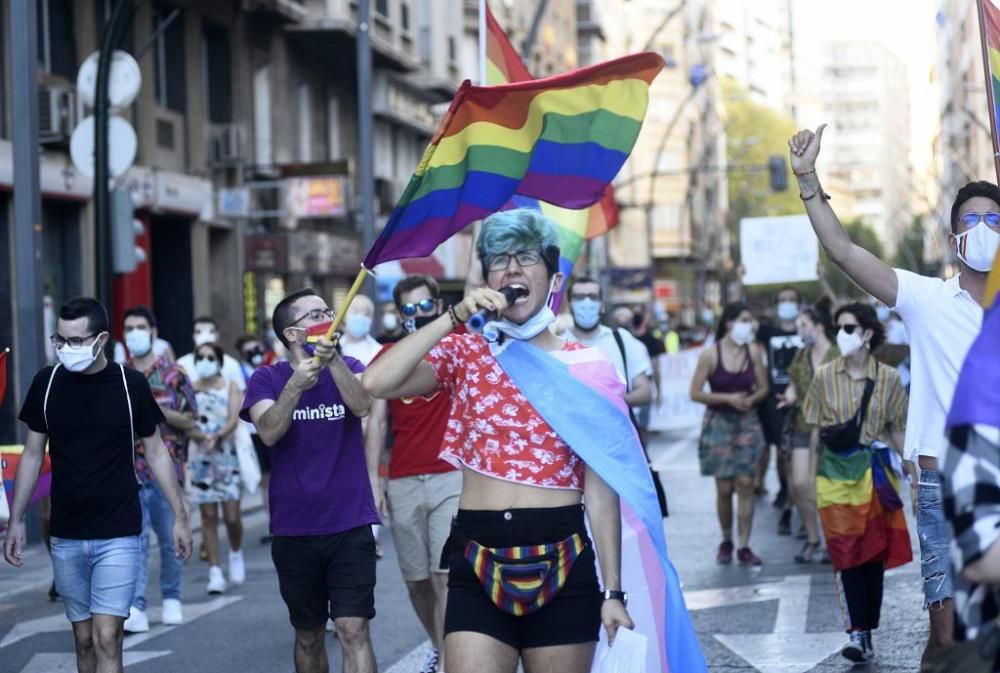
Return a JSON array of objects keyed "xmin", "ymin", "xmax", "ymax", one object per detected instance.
[
  {"xmin": 213, "ymin": 125, "xmax": 245, "ymax": 164},
  {"xmin": 39, "ymin": 85, "xmax": 76, "ymax": 144}
]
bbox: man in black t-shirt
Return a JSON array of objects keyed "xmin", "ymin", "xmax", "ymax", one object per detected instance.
[{"xmin": 3, "ymin": 298, "xmax": 192, "ymax": 673}]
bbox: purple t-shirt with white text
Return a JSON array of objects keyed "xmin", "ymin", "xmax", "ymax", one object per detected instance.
[{"xmin": 239, "ymin": 359, "xmax": 379, "ymax": 536}]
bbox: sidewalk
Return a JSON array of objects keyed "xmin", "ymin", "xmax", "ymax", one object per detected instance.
[{"xmin": 0, "ymin": 490, "xmax": 265, "ymax": 602}]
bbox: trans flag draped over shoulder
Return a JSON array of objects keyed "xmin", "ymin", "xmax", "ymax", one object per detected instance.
[
  {"xmin": 362, "ymin": 51, "xmax": 663, "ymax": 269},
  {"xmin": 494, "ymin": 340, "xmax": 707, "ymax": 673}
]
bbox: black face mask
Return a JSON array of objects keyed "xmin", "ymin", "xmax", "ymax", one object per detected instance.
[{"xmin": 404, "ymin": 314, "xmax": 441, "ymax": 334}]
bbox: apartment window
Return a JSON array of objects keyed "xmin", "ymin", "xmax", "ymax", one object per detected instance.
[
  {"xmin": 38, "ymin": 0, "xmax": 77, "ymax": 79},
  {"xmin": 203, "ymin": 23, "xmax": 232, "ymax": 123},
  {"xmin": 375, "ymin": 0, "xmax": 389, "ymax": 17},
  {"xmin": 327, "ymin": 93, "xmax": 341, "ymax": 161},
  {"xmin": 297, "ymin": 82, "xmax": 312, "ymax": 163},
  {"xmin": 153, "ymin": 5, "xmax": 186, "ymax": 112},
  {"xmin": 253, "ymin": 65, "xmax": 272, "ymax": 166},
  {"xmin": 401, "ymin": 3, "xmax": 410, "ymax": 31}
]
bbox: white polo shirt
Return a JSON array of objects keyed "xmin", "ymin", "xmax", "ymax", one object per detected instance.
[
  {"xmin": 892, "ymin": 269, "xmax": 982, "ymax": 461},
  {"xmin": 561, "ymin": 325, "xmax": 652, "ymax": 387}
]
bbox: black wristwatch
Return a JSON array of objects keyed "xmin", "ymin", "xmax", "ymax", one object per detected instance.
[{"xmin": 602, "ymin": 589, "xmax": 628, "ymax": 606}]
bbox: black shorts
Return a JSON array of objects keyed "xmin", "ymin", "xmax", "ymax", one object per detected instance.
[
  {"xmin": 442, "ymin": 504, "xmax": 602, "ymax": 650},
  {"xmin": 251, "ymin": 434, "xmax": 270, "ymax": 473},
  {"xmin": 271, "ymin": 525, "xmax": 376, "ymax": 630}
]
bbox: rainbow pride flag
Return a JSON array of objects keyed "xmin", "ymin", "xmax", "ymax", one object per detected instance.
[
  {"xmin": 981, "ymin": 0, "xmax": 1000, "ymax": 148},
  {"xmin": 2, "ymin": 444, "xmax": 52, "ymax": 509},
  {"xmin": 484, "ymin": 5, "xmax": 620, "ymax": 300},
  {"xmin": 363, "ymin": 52, "xmax": 662, "ymax": 268},
  {"xmin": 495, "ymin": 340, "xmax": 706, "ymax": 673},
  {"xmin": 816, "ymin": 444, "xmax": 912, "ymax": 573}
]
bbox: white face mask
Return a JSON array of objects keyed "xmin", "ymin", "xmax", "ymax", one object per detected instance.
[
  {"xmin": 570, "ymin": 298, "xmax": 602, "ymax": 330},
  {"xmin": 125, "ymin": 329, "xmax": 152, "ymax": 357},
  {"xmin": 193, "ymin": 329, "xmax": 217, "ymax": 346},
  {"xmin": 57, "ymin": 334, "xmax": 105, "ymax": 373},
  {"xmin": 483, "ymin": 281, "xmax": 558, "ymax": 342},
  {"xmin": 381, "ymin": 313, "xmax": 399, "ymax": 332},
  {"xmin": 836, "ymin": 328, "xmax": 865, "ymax": 356},
  {"xmin": 194, "ymin": 358, "xmax": 220, "ymax": 379},
  {"xmin": 730, "ymin": 321, "xmax": 754, "ymax": 345},
  {"xmin": 956, "ymin": 222, "xmax": 1000, "ymax": 272}
]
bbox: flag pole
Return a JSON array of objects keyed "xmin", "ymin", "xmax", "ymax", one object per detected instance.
[
  {"xmin": 479, "ymin": 0, "xmax": 488, "ymax": 85},
  {"xmin": 977, "ymin": 0, "xmax": 1000, "ymax": 184},
  {"xmin": 314, "ymin": 265, "xmax": 373, "ymax": 362}
]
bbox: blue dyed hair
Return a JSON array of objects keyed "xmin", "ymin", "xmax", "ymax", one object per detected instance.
[{"xmin": 476, "ymin": 208, "xmax": 561, "ymax": 277}]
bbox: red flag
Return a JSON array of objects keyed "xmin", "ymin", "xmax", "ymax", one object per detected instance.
[{"xmin": 0, "ymin": 348, "xmax": 8, "ymax": 407}]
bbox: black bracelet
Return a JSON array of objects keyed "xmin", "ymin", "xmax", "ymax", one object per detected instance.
[
  {"xmin": 800, "ymin": 186, "xmax": 831, "ymax": 201},
  {"xmin": 447, "ymin": 305, "xmax": 461, "ymax": 328}
]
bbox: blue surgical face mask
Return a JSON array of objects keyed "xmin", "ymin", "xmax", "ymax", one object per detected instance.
[
  {"xmin": 346, "ymin": 314, "xmax": 372, "ymax": 338},
  {"xmin": 125, "ymin": 329, "xmax": 152, "ymax": 356},
  {"xmin": 194, "ymin": 358, "xmax": 220, "ymax": 379},
  {"xmin": 875, "ymin": 306, "xmax": 891, "ymax": 322},
  {"xmin": 776, "ymin": 301, "xmax": 799, "ymax": 322},
  {"xmin": 571, "ymin": 298, "xmax": 602, "ymax": 330}
]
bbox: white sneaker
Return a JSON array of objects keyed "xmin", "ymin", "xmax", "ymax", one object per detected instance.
[
  {"xmin": 207, "ymin": 565, "xmax": 227, "ymax": 594},
  {"xmin": 326, "ymin": 618, "xmax": 336, "ymax": 633},
  {"xmin": 228, "ymin": 549, "xmax": 246, "ymax": 585},
  {"xmin": 162, "ymin": 599, "xmax": 184, "ymax": 625},
  {"xmin": 419, "ymin": 647, "xmax": 439, "ymax": 673},
  {"xmin": 123, "ymin": 606, "xmax": 149, "ymax": 633}
]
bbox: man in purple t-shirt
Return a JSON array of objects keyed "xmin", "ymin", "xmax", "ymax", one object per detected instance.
[{"xmin": 240, "ymin": 288, "xmax": 379, "ymax": 673}]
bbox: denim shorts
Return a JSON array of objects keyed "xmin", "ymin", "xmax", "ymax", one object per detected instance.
[
  {"xmin": 50, "ymin": 535, "xmax": 141, "ymax": 622},
  {"xmin": 917, "ymin": 470, "xmax": 954, "ymax": 607}
]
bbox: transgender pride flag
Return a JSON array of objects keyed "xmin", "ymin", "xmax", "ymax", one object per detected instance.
[{"xmin": 495, "ymin": 340, "xmax": 707, "ymax": 673}]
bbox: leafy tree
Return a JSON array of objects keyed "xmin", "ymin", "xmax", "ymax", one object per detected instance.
[{"xmin": 893, "ymin": 215, "xmax": 940, "ymax": 276}]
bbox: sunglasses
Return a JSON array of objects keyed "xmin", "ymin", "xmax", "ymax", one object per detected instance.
[
  {"xmin": 487, "ymin": 249, "xmax": 542, "ymax": 272},
  {"xmin": 399, "ymin": 298, "xmax": 436, "ymax": 317},
  {"xmin": 960, "ymin": 212, "xmax": 1000, "ymax": 229},
  {"xmin": 195, "ymin": 355, "xmax": 218, "ymax": 363},
  {"xmin": 838, "ymin": 324, "xmax": 861, "ymax": 334}
]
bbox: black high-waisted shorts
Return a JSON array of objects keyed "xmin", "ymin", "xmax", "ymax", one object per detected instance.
[{"xmin": 441, "ymin": 504, "xmax": 602, "ymax": 650}]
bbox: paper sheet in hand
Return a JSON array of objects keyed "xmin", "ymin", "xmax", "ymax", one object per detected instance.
[{"xmin": 597, "ymin": 627, "xmax": 648, "ymax": 673}]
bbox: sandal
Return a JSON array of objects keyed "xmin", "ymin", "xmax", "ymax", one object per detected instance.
[{"xmin": 795, "ymin": 541, "xmax": 820, "ymax": 563}]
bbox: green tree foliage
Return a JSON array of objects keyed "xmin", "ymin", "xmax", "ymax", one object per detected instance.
[
  {"xmin": 819, "ymin": 219, "xmax": 885, "ymax": 301},
  {"xmin": 893, "ymin": 215, "xmax": 940, "ymax": 276}
]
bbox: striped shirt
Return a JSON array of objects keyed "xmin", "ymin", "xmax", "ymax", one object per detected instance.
[{"xmin": 802, "ymin": 355, "xmax": 908, "ymax": 446}]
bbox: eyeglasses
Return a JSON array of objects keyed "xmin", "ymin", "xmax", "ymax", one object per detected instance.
[
  {"xmin": 399, "ymin": 298, "xmax": 436, "ymax": 317},
  {"xmin": 570, "ymin": 292, "xmax": 601, "ymax": 302},
  {"xmin": 487, "ymin": 249, "xmax": 542, "ymax": 272},
  {"xmin": 50, "ymin": 333, "xmax": 99, "ymax": 349},
  {"xmin": 960, "ymin": 212, "xmax": 1000, "ymax": 230},
  {"xmin": 839, "ymin": 324, "xmax": 860, "ymax": 334},
  {"xmin": 290, "ymin": 308, "xmax": 335, "ymax": 327}
]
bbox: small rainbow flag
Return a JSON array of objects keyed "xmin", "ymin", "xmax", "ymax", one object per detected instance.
[
  {"xmin": 363, "ymin": 52, "xmax": 663, "ymax": 268},
  {"xmin": 2, "ymin": 444, "xmax": 52, "ymax": 509},
  {"xmin": 484, "ymin": 5, "xmax": 619, "ymax": 300}
]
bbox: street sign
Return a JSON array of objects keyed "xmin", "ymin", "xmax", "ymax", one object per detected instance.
[
  {"xmin": 69, "ymin": 115, "xmax": 137, "ymax": 178},
  {"xmin": 76, "ymin": 50, "xmax": 142, "ymax": 110}
]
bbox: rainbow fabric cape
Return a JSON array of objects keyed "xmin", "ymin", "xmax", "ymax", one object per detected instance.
[
  {"xmin": 485, "ymin": 6, "xmax": 620, "ymax": 305},
  {"xmin": 981, "ymin": 0, "xmax": 1000, "ymax": 144},
  {"xmin": 947, "ymin": 250, "xmax": 1000, "ymax": 431},
  {"xmin": 816, "ymin": 444, "xmax": 912, "ymax": 572},
  {"xmin": 494, "ymin": 340, "xmax": 707, "ymax": 673},
  {"xmin": 2, "ymin": 444, "xmax": 52, "ymax": 509},
  {"xmin": 363, "ymin": 52, "xmax": 662, "ymax": 268}
]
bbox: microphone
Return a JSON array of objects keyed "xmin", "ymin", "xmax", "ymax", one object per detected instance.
[{"xmin": 467, "ymin": 286, "xmax": 528, "ymax": 333}]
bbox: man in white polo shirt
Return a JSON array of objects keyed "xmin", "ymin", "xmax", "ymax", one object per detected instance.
[{"xmin": 789, "ymin": 125, "xmax": 993, "ymax": 662}]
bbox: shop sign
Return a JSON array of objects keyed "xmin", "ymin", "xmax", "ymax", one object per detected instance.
[
  {"xmin": 219, "ymin": 188, "xmax": 250, "ymax": 218},
  {"xmin": 243, "ymin": 271, "xmax": 259, "ymax": 336},
  {"xmin": 245, "ymin": 234, "xmax": 287, "ymax": 272},
  {"xmin": 156, "ymin": 171, "xmax": 212, "ymax": 216},
  {"xmin": 286, "ymin": 177, "xmax": 347, "ymax": 219},
  {"xmin": 287, "ymin": 231, "xmax": 362, "ymax": 275}
]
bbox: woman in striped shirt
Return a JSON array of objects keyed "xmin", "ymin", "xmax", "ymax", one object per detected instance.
[{"xmin": 802, "ymin": 302, "xmax": 912, "ymax": 664}]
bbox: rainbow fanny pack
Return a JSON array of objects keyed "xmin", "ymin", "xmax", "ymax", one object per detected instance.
[{"xmin": 463, "ymin": 532, "xmax": 586, "ymax": 616}]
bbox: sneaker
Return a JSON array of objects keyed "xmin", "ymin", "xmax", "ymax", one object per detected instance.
[
  {"xmin": 794, "ymin": 542, "xmax": 820, "ymax": 564},
  {"xmin": 820, "ymin": 548, "xmax": 833, "ymax": 564},
  {"xmin": 796, "ymin": 524, "xmax": 807, "ymax": 540},
  {"xmin": 419, "ymin": 647, "xmax": 439, "ymax": 673},
  {"xmin": 772, "ymin": 488, "xmax": 787, "ymax": 509},
  {"xmin": 47, "ymin": 581, "xmax": 60, "ymax": 602},
  {"xmin": 228, "ymin": 549, "xmax": 246, "ymax": 585},
  {"xmin": 123, "ymin": 607, "xmax": 150, "ymax": 633},
  {"xmin": 737, "ymin": 547, "xmax": 763, "ymax": 566},
  {"xmin": 841, "ymin": 630, "xmax": 865, "ymax": 663},
  {"xmin": 777, "ymin": 509, "xmax": 792, "ymax": 536},
  {"xmin": 207, "ymin": 565, "xmax": 227, "ymax": 594},
  {"xmin": 861, "ymin": 630, "xmax": 874, "ymax": 660},
  {"xmin": 326, "ymin": 618, "xmax": 337, "ymax": 633},
  {"xmin": 162, "ymin": 599, "xmax": 184, "ymax": 626},
  {"xmin": 717, "ymin": 540, "xmax": 734, "ymax": 565}
]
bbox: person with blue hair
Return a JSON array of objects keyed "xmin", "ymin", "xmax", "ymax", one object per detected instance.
[{"xmin": 363, "ymin": 208, "xmax": 636, "ymax": 673}]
